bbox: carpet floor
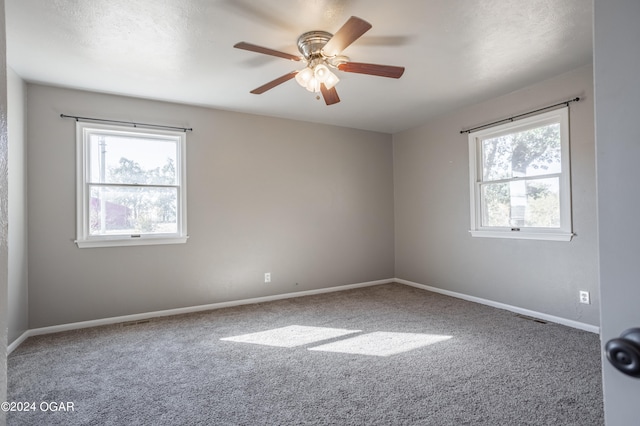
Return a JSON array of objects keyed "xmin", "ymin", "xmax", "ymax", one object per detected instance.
[{"xmin": 7, "ymin": 283, "xmax": 604, "ymax": 425}]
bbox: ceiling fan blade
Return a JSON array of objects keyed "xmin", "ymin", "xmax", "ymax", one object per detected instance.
[
  {"xmin": 234, "ymin": 42, "xmax": 301, "ymax": 61},
  {"xmin": 322, "ymin": 16, "xmax": 372, "ymax": 57},
  {"xmin": 320, "ymin": 83, "xmax": 340, "ymax": 105},
  {"xmin": 250, "ymin": 71, "xmax": 298, "ymax": 94},
  {"xmin": 338, "ymin": 62, "xmax": 405, "ymax": 78}
]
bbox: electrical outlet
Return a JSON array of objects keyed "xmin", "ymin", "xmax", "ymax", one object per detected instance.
[
  {"xmin": 264, "ymin": 272, "xmax": 271, "ymax": 283},
  {"xmin": 579, "ymin": 290, "xmax": 590, "ymax": 304}
]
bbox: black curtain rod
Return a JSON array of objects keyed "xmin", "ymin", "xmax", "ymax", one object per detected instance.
[
  {"xmin": 60, "ymin": 114, "xmax": 193, "ymax": 132},
  {"xmin": 459, "ymin": 97, "xmax": 580, "ymax": 134}
]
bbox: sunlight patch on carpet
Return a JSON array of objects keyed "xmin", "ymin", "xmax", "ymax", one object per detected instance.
[
  {"xmin": 308, "ymin": 332, "xmax": 452, "ymax": 356},
  {"xmin": 220, "ymin": 325, "xmax": 361, "ymax": 348}
]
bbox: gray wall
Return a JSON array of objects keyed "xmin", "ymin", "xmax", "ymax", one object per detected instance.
[
  {"xmin": 1, "ymin": 0, "xmax": 9, "ymax": 420},
  {"xmin": 393, "ymin": 64, "xmax": 599, "ymax": 326},
  {"xmin": 7, "ymin": 67, "xmax": 27, "ymax": 343},
  {"xmin": 594, "ymin": 0, "xmax": 640, "ymax": 423},
  {"xmin": 26, "ymin": 84, "xmax": 395, "ymax": 328},
  {"xmin": 22, "ymin": 66, "xmax": 599, "ymax": 330}
]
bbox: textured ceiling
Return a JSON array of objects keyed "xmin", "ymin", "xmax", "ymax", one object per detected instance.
[{"xmin": 6, "ymin": 0, "xmax": 593, "ymax": 134}]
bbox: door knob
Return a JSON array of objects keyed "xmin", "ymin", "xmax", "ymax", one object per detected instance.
[{"xmin": 605, "ymin": 328, "xmax": 640, "ymax": 378}]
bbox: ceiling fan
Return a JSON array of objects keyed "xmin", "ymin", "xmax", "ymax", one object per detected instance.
[{"xmin": 234, "ymin": 16, "xmax": 405, "ymax": 106}]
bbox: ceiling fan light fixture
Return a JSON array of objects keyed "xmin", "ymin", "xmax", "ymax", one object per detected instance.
[
  {"xmin": 305, "ymin": 77, "xmax": 320, "ymax": 93},
  {"xmin": 295, "ymin": 67, "xmax": 314, "ymax": 87},
  {"xmin": 296, "ymin": 67, "xmax": 320, "ymax": 92},
  {"xmin": 314, "ymin": 64, "xmax": 330, "ymax": 82},
  {"xmin": 297, "ymin": 64, "xmax": 338, "ymax": 93},
  {"xmin": 323, "ymin": 71, "xmax": 339, "ymax": 90},
  {"xmin": 313, "ymin": 64, "xmax": 339, "ymax": 89},
  {"xmin": 313, "ymin": 64, "xmax": 340, "ymax": 89}
]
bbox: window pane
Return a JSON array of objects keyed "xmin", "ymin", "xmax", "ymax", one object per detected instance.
[
  {"xmin": 89, "ymin": 185, "xmax": 178, "ymax": 235},
  {"xmin": 481, "ymin": 182, "xmax": 511, "ymax": 227},
  {"xmin": 482, "ymin": 123, "xmax": 561, "ymax": 181},
  {"xmin": 481, "ymin": 177, "xmax": 560, "ymax": 228},
  {"xmin": 524, "ymin": 178, "xmax": 560, "ymax": 227},
  {"xmin": 89, "ymin": 134, "xmax": 177, "ymax": 185}
]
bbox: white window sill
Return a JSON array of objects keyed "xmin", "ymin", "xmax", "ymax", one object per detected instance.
[
  {"xmin": 76, "ymin": 236, "xmax": 188, "ymax": 248},
  {"xmin": 469, "ymin": 230, "xmax": 574, "ymax": 242}
]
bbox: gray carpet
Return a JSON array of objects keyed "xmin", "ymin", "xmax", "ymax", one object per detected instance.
[{"xmin": 7, "ymin": 283, "xmax": 603, "ymax": 425}]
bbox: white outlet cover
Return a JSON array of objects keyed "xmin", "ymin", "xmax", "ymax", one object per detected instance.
[{"xmin": 579, "ymin": 291, "xmax": 590, "ymax": 304}]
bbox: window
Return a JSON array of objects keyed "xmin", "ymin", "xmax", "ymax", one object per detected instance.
[
  {"xmin": 468, "ymin": 107, "xmax": 572, "ymax": 241},
  {"xmin": 76, "ymin": 122, "xmax": 187, "ymax": 248}
]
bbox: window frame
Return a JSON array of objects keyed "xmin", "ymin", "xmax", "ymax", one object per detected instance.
[
  {"xmin": 468, "ymin": 107, "xmax": 573, "ymax": 241},
  {"xmin": 75, "ymin": 122, "xmax": 188, "ymax": 248}
]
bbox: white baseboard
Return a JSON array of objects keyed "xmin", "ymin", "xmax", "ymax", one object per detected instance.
[
  {"xmin": 7, "ymin": 276, "xmax": 599, "ymax": 354},
  {"xmin": 7, "ymin": 330, "xmax": 31, "ymax": 355},
  {"xmin": 8, "ymin": 278, "xmax": 394, "ymax": 353},
  {"xmin": 396, "ymin": 278, "xmax": 600, "ymax": 334}
]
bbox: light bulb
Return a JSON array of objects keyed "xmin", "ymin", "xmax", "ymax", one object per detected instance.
[{"xmin": 314, "ymin": 64, "xmax": 330, "ymax": 82}]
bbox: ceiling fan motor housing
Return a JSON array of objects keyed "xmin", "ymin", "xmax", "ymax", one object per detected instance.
[{"xmin": 297, "ymin": 31, "xmax": 333, "ymax": 60}]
